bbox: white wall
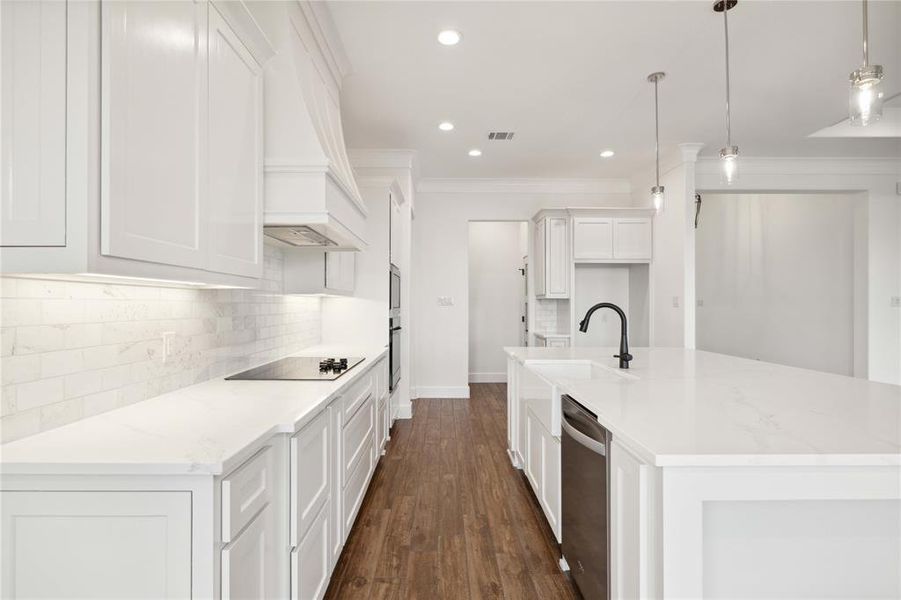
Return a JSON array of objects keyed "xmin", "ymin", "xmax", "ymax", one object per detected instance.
[
  {"xmin": 0, "ymin": 245, "xmax": 322, "ymax": 442},
  {"xmin": 468, "ymin": 222, "xmax": 527, "ymax": 382},
  {"xmin": 696, "ymin": 193, "xmax": 860, "ymax": 376},
  {"xmin": 693, "ymin": 158, "xmax": 901, "ymax": 385},
  {"xmin": 412, "ymin": 179, "xmax": 632, "ymax": 398}
]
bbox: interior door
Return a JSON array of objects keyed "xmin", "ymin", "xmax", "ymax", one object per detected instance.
[
  {"xmin": 207, "ymin": 5, "xmax": 263, "ymax": 277},
  {"xmin": 101, "ymin": 0, "xmax": 206, "ymax": 268}
]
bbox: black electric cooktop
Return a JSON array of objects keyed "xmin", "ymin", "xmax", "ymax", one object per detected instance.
[{"xmin": 225, "ymin": 357, "xmax": 365, "ymax": 381}]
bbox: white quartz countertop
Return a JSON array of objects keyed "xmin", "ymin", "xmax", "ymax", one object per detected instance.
[
  {"xmin": 0, "ymin": 345, "xmax": 388, "ymax": 476},
  {"xmin": 505, "ymin": 346, "xmax": 901, "ymax": 467}
]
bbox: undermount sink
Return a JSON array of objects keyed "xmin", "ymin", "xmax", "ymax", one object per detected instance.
[{"xmin": 526, "ymin": 359, "xmax": 635, "ymax": 382}]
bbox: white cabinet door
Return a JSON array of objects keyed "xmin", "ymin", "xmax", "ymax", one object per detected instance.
[
  {"xmin": 207, "ymin": 5, "xmax": 263, "ymax": 277},
  {"xmin": 1, "ymin": 0, "xmax": 67, "ymax": 247},
  {"xmin": 328, "ymin": 403, "xmax": 343, "ymax": 570},
  {"xmin": 612, "ymin": 218, "xmax": 652, "ymax": 260},
  {"xmin": 325, "ymin": 251, "xmax": 355, "ymax": 293},
  {"xmin": 533, "ymin": 218, "xmax": 546, "ymax": 297},
  {"xmin": 101, "ymin": 0, "xmax": 206, "ymax": 269},
  {"xmin": 506, "ymin": 357, "xmax": 519, "ymax": 466},
  {"xmin": 610, "ymin": 439, "xmax": 653, "ymax": 599},
  {"xmin": 525, "ymin": 406, "xmax": 543, "ymax": 498},
  {"xmin": 546, "ymin": 216, "xmax": 569, "ymax": 297},
  {"xmin": 543, "ymin": 432, "xmax": 562, "ymax": 541},
  {"xmin": 573, "ymin": 217, "xmax": 614, "ymax": 260},
  {"xmin": 291, "ymin": 408, "xmax": 330, "ymax": 547},
  {"xmin": 291, "ymin": 502, "xmax": 330, "ymax": 600},
  {"xmin": 1, "ymin": 490, "xmax": 191, "ymax": 599},
  {"xmin": 222, "ymin": 504, "xmax": 278, "ymax": 600}
]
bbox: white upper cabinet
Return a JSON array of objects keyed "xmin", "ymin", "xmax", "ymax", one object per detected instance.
[
  {"xmin": 612, "ymin": 218, "xmax": 652, "ymax": 260},
  {"xmin": 1, "ymin": 0, "xmax": 273, "ymax": 286},
  {"xmin": 534, "ymin": 211, "xmax": 569, "ymax": 299},
  {"xmin": 207, "ymin": 4, "xmax": 263, "ymax": 277},
  {"xmin": 101, "ymin": 0, "xmax": 207, "ymax": 269},
  {"xmin": 573, "ymin": 217, "xmax": 614, "ymax": 260},
  {"xmin": 1, "ymin": 0, "xmax": 67, "ymax": 247},
  {"xmin": 572, "ymin": 211, "xmax": 653, "ymax": 262},
  {"xmin": 283, "ymin": 249, "xmax": 356, "ymax": 296}
]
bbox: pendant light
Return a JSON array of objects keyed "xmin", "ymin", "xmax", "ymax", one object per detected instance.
[
  {"xmin": 647, "ymin": 72, "xmax": 666, "ymax": 213},
  {"xmin": 849, "ymin": 0, "xmax": 884, "ymax": 126},
  {"xmin": 715, "ymin": 0, "xmax": 739, "ymax": 185}
]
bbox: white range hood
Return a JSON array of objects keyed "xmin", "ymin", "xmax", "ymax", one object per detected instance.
[{"xmin": 252, "ymin": 1, "xmax": 367, "ymax": 250}]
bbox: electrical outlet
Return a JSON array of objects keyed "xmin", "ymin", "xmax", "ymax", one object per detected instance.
[
  {"xmin": 697, "ymin": 298, "xmax": 704, "ymax": 307},
  {"xmin": 161, "ymin": 331, "xmax": 176, "ymax": 363},
  {"xmin": 437, "ymin": 296, "xmax": 454, "ymax": 307},
  {"xmin": 891, "ymin": 296, "xmax": 901, "ymax": 308},
  {"xmin": 672, "ymin": 296, "xmax": 680, "ymax": 308}
]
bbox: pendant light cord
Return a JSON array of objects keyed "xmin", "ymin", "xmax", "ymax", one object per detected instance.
[
  {"xmin": 654, "ymin": 78, "xmax": 660, "ymax": 186},
  {"xmin": 862, "ymin": 0, "xmax": 869, "ymax": 66},
  {"xmin": 723, "ymin": 4, "xmax": 732, "ymax": 148}
]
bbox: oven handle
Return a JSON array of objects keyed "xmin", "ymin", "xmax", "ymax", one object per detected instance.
[{"xmin": 561, "ymin": 417, "xmax": 606, "ymax": 456}]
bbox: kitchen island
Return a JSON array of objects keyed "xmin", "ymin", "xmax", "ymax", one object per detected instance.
[{"xmin": 505, "ymin": 346, "xmax": 901, "ymax": 599}]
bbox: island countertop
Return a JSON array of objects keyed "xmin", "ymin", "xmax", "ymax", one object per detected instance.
[{"xmin": 505, "ymin": 346, "xmax": 901, "ymax": 467}]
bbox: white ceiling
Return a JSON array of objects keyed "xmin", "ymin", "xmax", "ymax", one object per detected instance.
[{"xmin": 329, "ymin": 1, "xmax": 901, "ymax": 179}]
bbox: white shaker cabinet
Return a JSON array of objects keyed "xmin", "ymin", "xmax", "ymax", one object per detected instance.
[
  {"xmin": 0, "ymin": 490, "xmax": 192, "ymax": 599},
  {"xmin": 572, "ymin": 212, "xmax": 653, "ymax": 262},
  {"xmin": 2, "ymin": 0, "xmax": 272, "ymax": 286},
  {"xmin": 207, "ymin": 4, "xmax": 264, "ymax": 278},
  {"xmin": 533, "ymin": 211, "xmax": 570, "ymax": 299},
  {"xmin": 0, "ymin": 0, "xmax": 67, "ymax": 247},
  {"xmin": 221, "ymin": 504, "xmax": 278, "ymax": 600},
  {"xmin": 101, "ymin": 0, "xmax": 207, "ymax": 269},
  {"xmin": 284, "ymin": 249, "xmax": 356, "ymax": 295}
]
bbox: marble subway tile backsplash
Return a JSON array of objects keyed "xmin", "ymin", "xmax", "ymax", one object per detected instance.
[{"xmin": 0, "ymin": 245, "xmax": 321, "ymax": 443}]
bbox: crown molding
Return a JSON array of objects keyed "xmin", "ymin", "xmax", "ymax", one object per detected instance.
[
  {"xmin": 695, "ymin": 156, "xmax": 901, "ymax": 177},
  {"xmin": 415, "ymin": 178, "xmax": 631, "ymax": 195}
]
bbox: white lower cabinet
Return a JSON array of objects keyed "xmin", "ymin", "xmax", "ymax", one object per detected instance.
[
  {"xmin": 291, "ymin": 502, "xmax": 331, "ymax": 600},
  {"xmin": 524, "ymin": 406, "xmax": 561, "ymax": 541},
  {"xmin": 0, "ymin": 490, "xmax": 192, "ymax": 599},
  {"xmin": 0, "ymin": 358, "xmax": 388, "ymax": 600},
  {"xmin": 222, "ymin": 504, "xmax": 278, "ymax": 600}
]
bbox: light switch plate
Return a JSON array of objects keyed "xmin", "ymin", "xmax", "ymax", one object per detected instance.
[
  {"xmin": 891, "ymin": 296, "xmax": 901, "ymax": 308},
  {"xmin": 437, "ymin": 296, "xmax": 454, "ymax": 307}
]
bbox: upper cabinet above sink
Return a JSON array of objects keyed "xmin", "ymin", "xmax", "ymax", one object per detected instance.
[{"xmin": 248, "ymin": 1, "xmax": 368, "ymax": 251}]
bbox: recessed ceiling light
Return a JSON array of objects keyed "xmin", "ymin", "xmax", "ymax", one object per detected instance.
[
  {"xmin": 468, "ymin": 149, "xmax": 482, "ymax": 157},
  {"xmin": 600, "ymin": 150, "xmax": 615, "ymax": 158},
  {"xmin": 438, "ymin": 121, "xmax": 454, "ymax": 131},
  {"xmin": 437, "ymin": 30, "xmax": 462, "ymax": 46}
]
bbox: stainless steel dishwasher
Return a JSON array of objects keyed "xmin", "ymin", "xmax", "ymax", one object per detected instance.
[{"xmin": 561, "ymin": 394, "xmax": 610, "ymax": 600}]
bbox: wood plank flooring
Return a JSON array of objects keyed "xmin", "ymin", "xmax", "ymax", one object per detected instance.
[{"xmin": 324, "ymin": 383, "xmax": 581, "ymax": 600}]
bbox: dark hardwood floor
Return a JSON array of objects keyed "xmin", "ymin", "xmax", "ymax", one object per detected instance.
[{"xmin": 324, "ymin": 383, "xmax": 580, "ymax": 599}]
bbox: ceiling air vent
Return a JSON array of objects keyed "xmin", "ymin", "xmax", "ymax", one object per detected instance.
[{"xmin": 488, "ymin": 131, "xmax": 515, "ymax": 141}]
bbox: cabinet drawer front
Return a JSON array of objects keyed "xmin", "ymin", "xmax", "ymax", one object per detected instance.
[
  {"xmin": 291, "ymin": 408, "xmax": 330, "ymax": 546},
  {"xmin": 342, "ymin": 371, "xmax": 374, "ymax": 424},
  {"xmin": 291, "ymin": 502, "xmax": 330, "ymax": 600},
  {"xmin": 221, "ymin": 504, "xmax": 276, "ymax": 600},
  {"xmin": 342, "ymin": 437, "xmax": 374, "ymax": 534},
  {"xmin": 221, "ymin": 446, "xmax": 274, "ymax": 542},
  {"xmin": 341, "ymin": 395, "xmax": 374, "ymax": 485}
]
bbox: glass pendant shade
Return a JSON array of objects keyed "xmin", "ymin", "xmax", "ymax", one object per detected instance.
[
  {"xmin": 849, "ymin": 66, "xmax": 884, "ymax": 126},
  {"xmin": 651, "ymin": 186, "xmax": 665, "ymax": 213},
  {"xmin": 720, "ymin": 146, "xmax": 739, "ymax": 185}
]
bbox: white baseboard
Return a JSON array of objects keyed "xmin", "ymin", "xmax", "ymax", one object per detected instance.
[
  {"xmin": 412, "ymin": 385, "xmax": 470, "ymax": 399},
  {"xmin": 468, "ymin": 372, "xmax": 507, "ymax": 383}
]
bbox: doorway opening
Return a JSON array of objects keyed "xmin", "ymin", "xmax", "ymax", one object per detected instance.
[
  {"xmin": 695, "ymin": 192, "xmax": 867, "ymax": 377},
  {"xmin": 468, "ymin": 221, "xmax": 528, "ymax": 383}
]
